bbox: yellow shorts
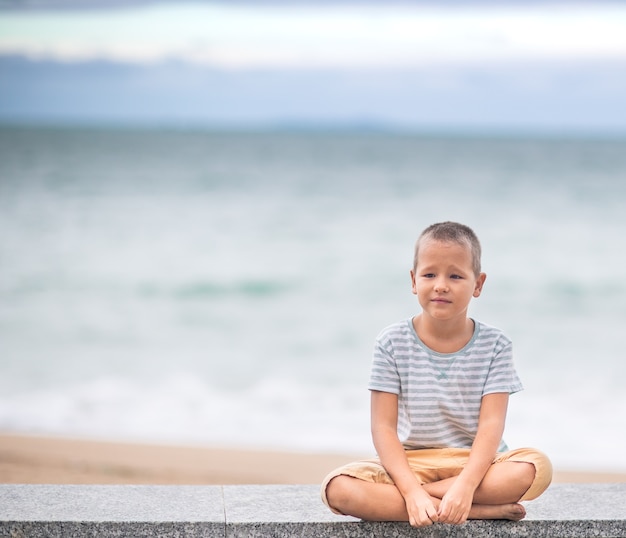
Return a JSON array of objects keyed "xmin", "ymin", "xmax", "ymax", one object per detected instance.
[{"xmin": 321, "ymin": 447, "xmax": 552, "ymax": 514}]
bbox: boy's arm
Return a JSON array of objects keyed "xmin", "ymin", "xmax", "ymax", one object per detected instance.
[
  {"xmin": 371, "ymin": 390, "xmax": 439, "ymax": 527},
  {"xmin": 437, "ymin": 392, "xmax": 509, "ymax": 524}
]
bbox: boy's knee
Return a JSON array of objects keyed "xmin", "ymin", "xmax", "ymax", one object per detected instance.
[
  {"xmin": 516, "ymin": 461, "xmax": 537, "ymax": 484},
  {"xmin": 497, "ymin": 447, "xmax": 553, "ymax": 501},
  {"xmin": 514, "ymin": 461, "xmax": 537, "ymax": 497},
  {"xmin": 519, "ymin": 450, "xmax": 553, "ymax": 501},
  {"xmin": 325, "ymin": 475, "xmax": 354, "ymax": 512}
]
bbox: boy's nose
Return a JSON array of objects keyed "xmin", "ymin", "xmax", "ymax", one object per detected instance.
[{"xmin": 434, "ymin": 279, "xmax": 449, "ymax": 292}]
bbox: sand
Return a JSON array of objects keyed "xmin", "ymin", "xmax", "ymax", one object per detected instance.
[{"xmin": 1, "ymin": 433, "xmax": 625, "ymax": 485}]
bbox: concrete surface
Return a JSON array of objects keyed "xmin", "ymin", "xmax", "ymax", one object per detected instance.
[{"xmin": 1, "ymin": 483, "xmax": 625, "ymax": 537}]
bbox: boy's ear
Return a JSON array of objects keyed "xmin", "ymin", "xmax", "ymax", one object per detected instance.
[
  {"xmin": 473, "ymin": 273, "xmax": 487, "ymax": 297},
  {"xmin": 410, "ymin": 269, "xmax": 418, "ymax": 295}
]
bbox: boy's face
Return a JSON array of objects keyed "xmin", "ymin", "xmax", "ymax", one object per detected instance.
[{"xmin": 410, "ymin": 239, "xmax": 486, "ymax": 323}]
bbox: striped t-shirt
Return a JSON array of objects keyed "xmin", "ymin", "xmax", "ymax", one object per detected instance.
[{"xmin": 368, "ymin": 318, "xmax": 523, "ymax": 452}]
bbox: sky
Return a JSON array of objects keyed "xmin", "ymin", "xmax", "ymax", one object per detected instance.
[{"xmin": 1, "ymin": 1, "xmax": 626, "ymax": 132}]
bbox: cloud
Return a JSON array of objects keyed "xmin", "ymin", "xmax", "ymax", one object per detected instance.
[
  {"xmin": 2, "ymin": 55, "xmax": 625, "ymax": 133},
  {"xmin": 1, "ymin": 3, "xmax": 626, "ymax": 68}
]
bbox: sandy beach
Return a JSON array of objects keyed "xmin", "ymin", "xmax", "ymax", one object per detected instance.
[{"xmin": 1, "ymin": 433, "xmax": 625, "ymax": 485}]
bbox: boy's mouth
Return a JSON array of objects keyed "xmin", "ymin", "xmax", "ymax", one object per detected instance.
[{"xmin": 431, "ymin": 297, "xmax": 451, "ymax": 303}]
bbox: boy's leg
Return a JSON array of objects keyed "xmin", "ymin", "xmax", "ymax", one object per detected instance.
[
  {"xmin": 325, "ymin": 474, "xmax": 527, "ymax": 522},
  {"xmin": 423, "ymin": 461, "xmax": 536, "ymax": 504},
  {"xmin": 415, "ymin": 446, "xmax": 551, "ymax": 506},
  {"xmin": 322, "ymin": 448, "xmax": 551, "ymax": 522},
  {"xmin": 325, "ymin": 475, "xmax": 409, "ymax": 521}
]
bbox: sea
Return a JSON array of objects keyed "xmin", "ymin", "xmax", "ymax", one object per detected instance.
[{"xmin": 1, "ymin": 126, "xmax": 625, "ymax": 472}]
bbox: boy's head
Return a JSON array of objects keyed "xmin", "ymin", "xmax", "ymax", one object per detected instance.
[{"xmin": 413, "ymin": 221, "xmax": 482, "ymax": 276}]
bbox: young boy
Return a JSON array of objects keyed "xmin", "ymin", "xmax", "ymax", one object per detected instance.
[{"xmin": 322, "ymin": 221, "xmax": 552, "ymax": 527}]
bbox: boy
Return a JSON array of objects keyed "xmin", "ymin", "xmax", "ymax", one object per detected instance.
[{"xmin": 322, "ymin": 221, "xmax": 551, "ymax": 527}]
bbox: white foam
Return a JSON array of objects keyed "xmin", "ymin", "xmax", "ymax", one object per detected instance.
[
  {"xmin": 0, "ymin": 373, "xmax": 372, "ymax": 454},
  {"xmin": 2, "ymin": 370, "xmax": 625, "ymax": 471}
]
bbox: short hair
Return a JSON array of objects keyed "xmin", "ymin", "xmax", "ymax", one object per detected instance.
[{"xmin": 413, "ymin": 221, "xmax": 482, "ymax": 275}]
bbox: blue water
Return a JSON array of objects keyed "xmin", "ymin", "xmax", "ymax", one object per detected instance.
[{"xmin": 1, "ymin": 127, "xmax": 625, "ymax": 471}]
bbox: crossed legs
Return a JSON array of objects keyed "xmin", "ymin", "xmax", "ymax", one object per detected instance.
[{"xmin": 325, "ymin": 461, "xmax": 535, "ymax": 524}]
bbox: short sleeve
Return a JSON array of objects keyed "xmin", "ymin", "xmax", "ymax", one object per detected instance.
[
  {"xmin": 368, "ymin": 336, "xmax": 401, "ymax": 395},
  {"xmin": 482, "ymin": 340, "xmax": 524, "ymax": 396}
]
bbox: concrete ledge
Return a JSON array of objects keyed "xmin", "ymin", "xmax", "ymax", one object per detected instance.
[{"xmin": 1, "ymin": 483, "xmax": 625, "ymax": 537}]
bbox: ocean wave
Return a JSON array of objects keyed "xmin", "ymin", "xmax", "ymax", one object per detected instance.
[
  {"xmin": 172, "ymin": 280, "xmax": 293, "ymax": 300},
  {"xmin": 1, "ymin": 371, "xmax": 625, "ymax": 471},
  {"xmin": 3, "ymin": 277, "xmax": 294, "ymax": 301},
  {"xmin": 0, "ymin": 373, "xmax": 371, "ymax": 454}
]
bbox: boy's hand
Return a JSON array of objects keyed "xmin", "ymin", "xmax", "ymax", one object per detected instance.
[
  {"xmin": 437, "ymin": 481, "xmax": 474, "ymax": 525},
  {"xmin": 403, "ymin": 487, "xmax": 439, "ymax": 527}
]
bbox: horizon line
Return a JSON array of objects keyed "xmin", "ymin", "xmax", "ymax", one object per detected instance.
[{"xmin": 2, "ymin": 119, "xmax": 625, "ymax": 141}]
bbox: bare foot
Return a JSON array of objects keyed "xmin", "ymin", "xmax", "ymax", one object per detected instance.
[{"xmin": 469, "ymin": 502, "xmax": 526, "ymax": 521}]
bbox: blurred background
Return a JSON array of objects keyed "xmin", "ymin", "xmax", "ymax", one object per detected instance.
[{"xmin": 1, "ymin": 1, "xmax": 625, "ymax": 473}]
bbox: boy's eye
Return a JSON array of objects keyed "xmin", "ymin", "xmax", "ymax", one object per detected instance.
[
  {"xmin": 450, "ymin": 274, "xmax": 463, "ymax": 279},
  {"xmin": 422, "ymin": 273, "xmax": 435, "ymax": 278}
]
